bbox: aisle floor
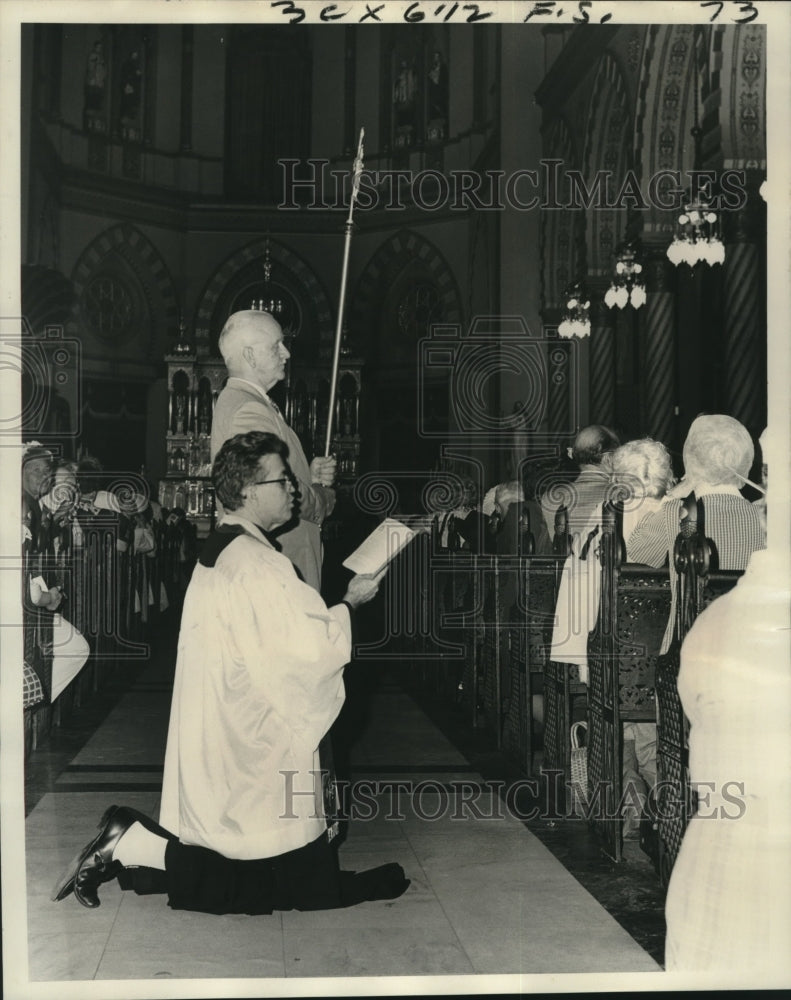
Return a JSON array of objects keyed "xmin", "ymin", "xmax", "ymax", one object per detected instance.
[{"xmin": 24, "ymin": 636, "xmax": 662, "ymax": 986}]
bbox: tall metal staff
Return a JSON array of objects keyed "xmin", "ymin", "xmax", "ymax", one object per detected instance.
[{"xmin": 324, "ymin": 127, "xmax": 365, "ymax": 456}]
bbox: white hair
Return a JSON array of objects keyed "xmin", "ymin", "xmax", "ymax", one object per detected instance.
[
  {"xmin": 218, "ymin": 310, "xmax": 281, "ymax": 371},
  {"xmin": 683, "ymin": 414, "xmax": 753, "ymax": 488},
  {"xmin": 611, "ymin": 438, "xmax": 675, "ymax": 500}
]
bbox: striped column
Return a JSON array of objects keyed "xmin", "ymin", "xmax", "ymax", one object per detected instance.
[
  {"xmin": 589, "ymin": 297, "xmax": 616, "ymax": 428},
  {"xmin": 722, "ymin": 192, "xmax": 765, "ymax": 434},
  {"xmin": 642, "ymin": 254, "xmax": 675, "ymax": 444},
  {"xmin": 547, "ymin": 335, "xmax": 570, "ymax": 439}
]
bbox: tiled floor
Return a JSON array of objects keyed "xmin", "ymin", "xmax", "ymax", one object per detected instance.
[{"xmin": 22, "ymin": 616, "xmax": 664, "ymax": 990}]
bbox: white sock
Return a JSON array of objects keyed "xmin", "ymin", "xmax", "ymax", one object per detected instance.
[{"xmin": 113, "ymin": 821, "xmax": 168, "ymax": 870}]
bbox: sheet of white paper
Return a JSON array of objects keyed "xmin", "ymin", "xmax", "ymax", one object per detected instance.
[{"xmin": 342, "ymin": 517, "xmax": 417, "ymax": 575}]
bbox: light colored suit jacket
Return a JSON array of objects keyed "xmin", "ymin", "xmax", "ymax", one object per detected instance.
[
  {"xmin": 210, "ymin": 377, "xmax": 335, "ymax": 591},
  {"xmin": 627, "ymin": 488, "xmax": 766, "ymax": 654}
]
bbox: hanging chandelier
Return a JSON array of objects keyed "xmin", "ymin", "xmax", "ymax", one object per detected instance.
[
  {"xmin": 605, "ymin": 241, "xmax": 646, "ymax": 309},
  {"xmin": 557, "ymin": 282, "xmax": 591, "ymax": 339},
  {"xmin": 666, "ymin": 196, "xmax": 725, "ymax": 266},
  {"xmin": 666, "ymin": 55, "xmax": 725, "ymax": 269},
  {"xmin": 252, "ymin": 239, "xmax": 284, "ymax": 315}
]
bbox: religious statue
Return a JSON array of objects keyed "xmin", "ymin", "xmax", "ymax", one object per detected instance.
[
  {"xmin": 120, "ymin": 51, "xmax": 142, "ymax": 121},
  {"xmin": 427, "ymin": 50, "xmax": 448, "ymax": 121},
  {"xmin": 84, "ymin": 41, "xmax": 107, "ymax": 112},
  {"xmin": 174, "ymin": 393, "xmax": 187, "ymax": 434},
  {"xmin": 197, "ymin": 381, "xmax": 212, "ymax": 436},
  {"xmin": 393, "ymin": 60, "xmax": 416, "ymax": 107}
]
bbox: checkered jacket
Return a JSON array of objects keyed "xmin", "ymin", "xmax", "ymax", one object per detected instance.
[{"xmin": 627, "ymin": 491, "xmax": 766, "ymax": 654}]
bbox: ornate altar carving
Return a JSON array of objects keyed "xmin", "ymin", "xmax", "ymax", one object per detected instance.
[
  {"xmin": 159, "ymin": 332, "xmax": 226, "ymax": 536},
  {"xmin": 159, "ymin": 323, "xmax": 363, "ymax": 534},
  {"xmin": 285, "ymin": 357, "xmax": 363, "ymax": 488}
]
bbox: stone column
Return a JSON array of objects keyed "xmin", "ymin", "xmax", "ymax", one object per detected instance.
[
  {"xmin": 642, "ymin": 252, "xmax": 676, "ymax": 444},
  {"xmin": 547, "ymin": 333, "xmax": 571, "ymax": 440},
  {"xmin": 589, "ymin": 295, "xmax": 617, "ymax": 428}
]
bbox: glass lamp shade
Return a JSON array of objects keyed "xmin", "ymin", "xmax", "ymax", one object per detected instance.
[{"xmin": 630, "ymin": 284, "xmax": 646, "ymax": 308}]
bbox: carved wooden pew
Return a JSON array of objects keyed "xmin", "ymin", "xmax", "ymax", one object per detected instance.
[
  {"xmin": 543, "ymin": 504, "xmax": 589, "ymax": 793},
  {"xmin": 500, "ymin": 554, "xmax": 563, "ymax": 775},
  {"xmin": 583, "ymin": 494, "xmax": 743, "ymax": 872},
  {"xmin": 420, "ymin": 537, "xmax": 562, "ymax": 777},
  {"xmin": 451, "ymin": 505, "xmax": 562, "ymax": 771},
  {"xmin": 586, "ymin": 501, "xmax": 671, "ymax": 861},
  {"xmin": 23, "ymin": 509, "xmax": 158, "ymax": 760},
  {"xmin": 654, "ymin": 496, "xmax": 742, "ymax": 884},
  {"xmin": 419, "ymin": 489, "xmax": 746, "ymax": 881}
]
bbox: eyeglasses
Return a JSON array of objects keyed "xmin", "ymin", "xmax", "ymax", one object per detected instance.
[{"xmin": 251, "ymin": 477, "xmax": 292, "ymax": 488}]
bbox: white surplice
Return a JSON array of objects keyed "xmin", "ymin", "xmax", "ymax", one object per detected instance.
[{"xmin": 159, "ymin": 513, "xmax": 351, "ymax": 861}]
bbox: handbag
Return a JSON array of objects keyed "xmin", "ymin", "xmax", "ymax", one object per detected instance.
[
  {"xmin": 23, "ymin": 658, "xmax": 45, "ymax": 709},
  {"xmin": 569, "ymin": 720, "xmax": 588, "ymax": 814}
]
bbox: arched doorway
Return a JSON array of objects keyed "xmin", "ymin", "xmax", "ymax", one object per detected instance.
[{"xmin": 351, "ymin": 231, "xmax": 462, "ymax": 513}]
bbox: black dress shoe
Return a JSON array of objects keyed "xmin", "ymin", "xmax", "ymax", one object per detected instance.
[{"xmin": 51, "ymin": 805, "xmax": 174, "ymax": 908}]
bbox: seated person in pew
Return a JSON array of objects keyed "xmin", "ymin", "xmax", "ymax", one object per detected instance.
[
  {"xmin": 541, "ymin": 430, "xmax": 621, "ymax": 733},
  {"xmin": 548, "ymin": 438, "xmax": 675, "ymax": 830},
  {"xmin": 436, "ymin": 476, "xmax": 479, "ymax": 550},
  {"xmin": 610, "ymin": 438, "xmax": 677, "ymax": 835},
  {"xmin": 480, "ymin": 478, "xmax": 553, "ymax": 557},
  {"xmin": 540, "ymin": 424, "xmax": 621, "ymax": 543},
  {"xmin": 22, "ymin": 444, "xmax": 90, "ymax": 704},
  {"xmin": 40, "ymin": 460, "xmax": 81, "ymax": 532},
  {"xmin": 446, "ymin": 478, "xmax": 498, "ymax": 554},
  {"xmin": 548, "ymin": 437, "xmax": 676, "ymax": 680},
  {"xmin": 627, "ymin": 414, "xmax": 766, "ymax": 656}
]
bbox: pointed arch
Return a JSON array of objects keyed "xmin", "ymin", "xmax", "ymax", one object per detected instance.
[
  {"xmin": 193, "ymin": 237, "xmax": 333, "ymax": 355},
  {"xmin": 349, "ymin": 228, "xmax": 463, "ymax": 359},
  {"xmin": 70, "ymin": 222, "xmax": 177, "ymax": 358},
  {"xmin": 715, "ymin": 23, "xmax": 765, "ymax": 171},
  {"xmin": 348, "ymin": 230, "xmax": 462, "ymax": 478},
  {"xmin": 541, "ymin": 116, "xmax": 583, "ymax": 311},
  {"xmin": 582, "ymin": 52, "xmax": 633, "ymax": 277},
  {"xmin": 634, "ymin": 24, "xmax": 699, "ymax": 241}
]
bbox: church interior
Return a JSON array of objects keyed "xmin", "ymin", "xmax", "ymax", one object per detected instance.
[{"xmin": 12, "ymin": 10, "xmax": 786, "ymax": 991}]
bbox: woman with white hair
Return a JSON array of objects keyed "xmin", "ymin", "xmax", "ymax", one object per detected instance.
[
  {"xmin": 609, "ymin": 437, "xmax": 676, "ymax": 549},
  {"xmin": 628, "ymin": 414, "xmax": 766, "ymax": 656},
  {"xmin": 550, "ymin": 436, "xmax": 674, "ymax": 680},
  {"xmin": 550, "ymin": 437, "xmax": 675, "ymax": 828},
  {"xmin": 607, "ymin": 439, "xmax": 676, "ymax": 833}
]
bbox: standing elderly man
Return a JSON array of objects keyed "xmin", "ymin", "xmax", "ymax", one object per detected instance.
[{"xmin": 211, "ymin": 310, "xmax": 336, "ymax": 591}]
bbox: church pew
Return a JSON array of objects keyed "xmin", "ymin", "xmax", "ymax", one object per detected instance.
[
  {"xmin": 403, "ymin": 495, "xmax": 747, "ymax": 886},
  {"xmin": 22, "ymin": 509, "xmax": 164, "ymax": 760},
  {"xmin": 424, "ymin": 545, "xmax": 563, "ymax": 774},
  {"xmin": 584, "ymin": 496, "xmax": 743, "ymax": 876},
  {"xmin": 586, "ymin": 502, "xmax": 671, "ymax": 862},
  {"xmin": 501, "ymin": 555, "xmax": 562, "ymax": 776},
  {"xmin": 654, "ymin": 500, "xmax": 742, "ymax": 885}
]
